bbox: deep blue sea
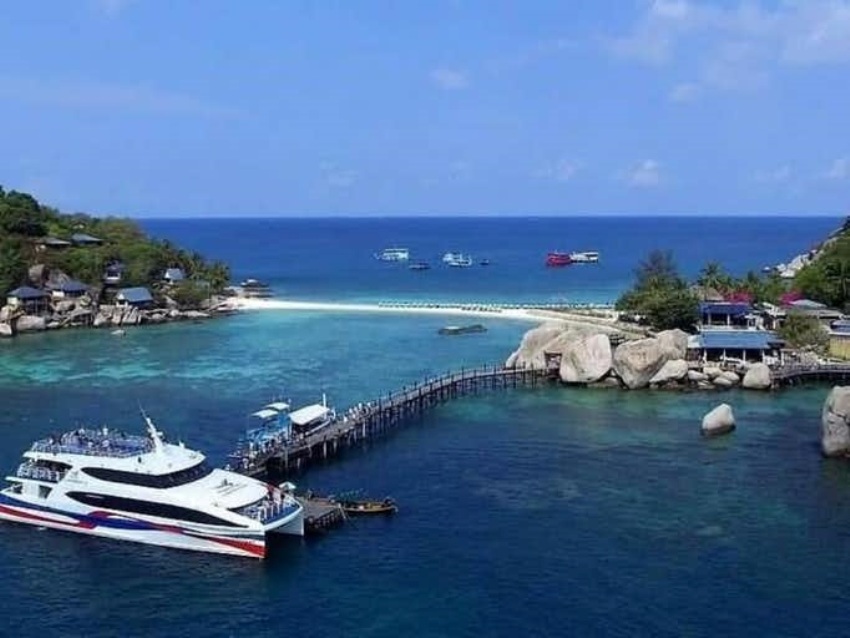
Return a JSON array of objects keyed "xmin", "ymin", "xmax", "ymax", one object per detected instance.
[{"xmin": 1, "ymin": 216, "xmax": 848, "ymax": 637}]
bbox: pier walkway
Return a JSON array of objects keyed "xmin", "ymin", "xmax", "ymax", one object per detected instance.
[
  {"xmin": 771, "ymin": 363, "xmax": 850, "ymax": 388},
  {"xmin": 233, "ymin": 364, "xmax": 547, "ymax": 479}
]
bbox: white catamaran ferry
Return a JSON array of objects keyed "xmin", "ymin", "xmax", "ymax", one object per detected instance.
[{"xmin": 0, "ymin": 416, "xmax": 304, "ymax": 559}]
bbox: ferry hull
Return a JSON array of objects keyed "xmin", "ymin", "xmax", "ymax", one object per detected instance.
[{"xmin": 0, "ymin": 495, "xmax": 271, "ymax": 559}]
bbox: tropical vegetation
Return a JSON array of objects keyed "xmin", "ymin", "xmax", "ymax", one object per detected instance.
[{"xmin": 0, "ymin": 185, "xmax": 230, "ymax": 298}]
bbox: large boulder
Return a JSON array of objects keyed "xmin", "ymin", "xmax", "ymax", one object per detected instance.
[
  {"xmin": 649, "ymin": 359, "xmax": 688, "ymax": 385},
  {"xmin": 27, "ymin": 264, "xmax": 48, "ymax": 286},
  {"xmin": 718, "ymin": 370, "xmax": 740, "ymax": 385},
  {"xmin": 701, "ymin": 403, "xmax": 736, "ymax": 436},
  {"xmin": 0, "ymin": 323, "xmax": 12, "ymax": 338},
  {"xmin": 93, "ymin": 306, "xmax": 112, "ymax": 328},
  {"xmin": 559, "ymin": 334, "xmax": 613, "ymax": 384},
  {"xmin": 0, "ymin": 305, "xmax": 12, "ymax": 323},
  {"xmin": 15, "ymin": 315, "xmax": 46, "ymax": 332},
  {"xmin": 822, "ymin": 387, "xmax": 850, "ymax": 457},
  {"xmin": 742, "ymin": 363, "xmax": 772, "ymax": 390},
  {"xmin": 612, "ymin": 337, "xmax": 667, "ymax": 389},
  {"xmin": 656, "ymin": 329, "xmax": 689, "ymax": 360},
  {"xmin": 687, "ymin": 369, "xmax": 708, "ymax": 383},
  {"xmin": 505, "ymin": 323, "xmax": 565, "ymax": 369}
]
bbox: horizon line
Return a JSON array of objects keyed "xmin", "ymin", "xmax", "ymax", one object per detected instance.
[{"xmin": 128, "ymin": 212, "xmax": 847, "ymax": 221}]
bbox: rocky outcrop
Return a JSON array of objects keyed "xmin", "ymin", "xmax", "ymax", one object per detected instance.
[
  {"xmin": 656, "ymin": 329, "xmax": 689, "ymax": 361},
  {"xmin": 822, "ymin": 387, "xmax": 850, "ymax": 457},
  {"xmin": 15, "ymin": 315, "xmax": 46, "ymax": 332},
  {"xmin": 612, "ymin": 337, "xmax": 667, "ymax": 389},
  {"xmin": 701, "ymin": 403, "xmax": 736, "ymax": 436},
  {"xmin": 649, "ymin": 359, "xmax": 688, "ymax": 385},
  {"xmin": 559, "ymin": 334, "xmax": 612, "ymax": 384},
  {"xmin": 742, "ymin": 363, "xmax": 772, "ymax": 390},
  {"xmin": 506, "ymin": 324, "xmax": 566, "ymax": 369},
  {"xmin": 687, "ymin": 369, "xmax": 708, "ymax": 383}
]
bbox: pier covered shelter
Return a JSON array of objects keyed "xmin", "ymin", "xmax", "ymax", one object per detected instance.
[
  {"xmin": 289, "ymin": 403, "xmax": 334, "ymax": 437},
  {"xmin": 688, "ymin": 329, "xmax": 785, "ymax": 364}
]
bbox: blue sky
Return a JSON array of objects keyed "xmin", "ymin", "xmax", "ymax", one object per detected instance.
[{"xmin": 1, "ymin": 0, "xmax": 849, "ymax": 217}]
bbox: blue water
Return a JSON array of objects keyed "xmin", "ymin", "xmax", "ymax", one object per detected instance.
[
  {"xmin": 141, "ymin": 216, "xmax": 839, "ymax": 305},
  {"xmin": 1, "ymin": 216, "xmax": 847, "ymax": 637}
]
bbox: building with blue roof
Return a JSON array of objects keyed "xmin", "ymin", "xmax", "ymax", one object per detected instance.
[
  {"xmin": 688, "ymin": 329, "xmax": 785, "ymax": 364},
  {"xmin": 49, "ymin": 280, "xmax": 90, "ymax": 300},
  {"xmin": 71, "ymin": 233, "xmax": 103, "ymax": 246},
  {"xmin": 6, "ymin": 286, "xmax": 49, "ymax": 314},
  {"xmin": 163, "ymin": 268, "xmax": 185, "ymax": 284},
  {"xmin": 699, "ymin": 302, "xmax": 758, "ymax": 329},
  {"xmin": 116, "ymin": 287, "xmax": 153, "ymax": 307}
]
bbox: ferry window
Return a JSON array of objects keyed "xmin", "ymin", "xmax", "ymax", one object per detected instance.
[
  {"xmin": 67, "ymin": 492, "xmax": 244, "ymax": 527},
  {"xmin": 80, "ymin": 461, "xmax": 213, "ymax": 489},
  {"xmin": 38, "ymin": 486, "xmax": 52, "ymax": 499}
]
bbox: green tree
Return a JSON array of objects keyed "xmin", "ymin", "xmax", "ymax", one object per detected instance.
[
  {"xmin": 697, "ymin": 261, "xmax": 734, "ymax": 293},
  {"xmin": 617, "ymin": 250, "xmax": 698, "ymax": 332},
  {"xmin": 777, "ymin": 312, "xmax": 828, "ymax": 350}
]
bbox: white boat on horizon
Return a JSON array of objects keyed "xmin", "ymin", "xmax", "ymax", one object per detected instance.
[
  {"xmin": 442, "ymin": 252, "xmax": 473, "ymax": 267},
  {"xmin": 568, "ymin": 251, "xmax": 600, "ymax": 263},
  {"xmin": 0, "ymin": 416, "xmax": 304, "ymax": 559},
  {"xmin": 374, "ymin": 247, "xmax": 410, "ymax": 262}
]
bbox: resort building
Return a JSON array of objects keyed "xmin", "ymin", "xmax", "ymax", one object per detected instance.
[
  {"xmin": 699, "ymin": 302, "xmax": 760, "ymax": 329},
  {"xmin": 103, "ymin": 263, "xmax": 124, "ymax": 286},
  {"xmin": 163, "ymin": 268, "xmax": 186, "ymax": 284},
  {"xmin": 782, "ymin": 299, "xmax": 843, "ymax": 325},
  {"xmin": 115, "ymin": 287, "xmax": 153, "ymax": 308},
  {"xmin": 49, "ymin": 280, "xmax": 90, "ymax": 300},
  {"xmin": 688, "ymin": 329, "xmax": 785, "ymax": 365},
  {"xmin": 35, "ymin": 237, "xmax": 72, "ymax": 251},
  {"xmin": 71, "ymin": 233, "xmax": 103, "ymax": 246},
  {"xmin": 6, "ymin": 286, "xmax": 49, "ymax": 315}
]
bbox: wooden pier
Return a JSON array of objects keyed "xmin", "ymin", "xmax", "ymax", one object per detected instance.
[
  {"xmin": 297, "ymin": 496, "xmax": 346, "ymax": 534},
  {"xmin": 771, "ymin": 363, "xmax": 850, "ymax": 388},
  {"xmin": 236, "ymin": 364, "xmax": 548, "ymax": 479}
]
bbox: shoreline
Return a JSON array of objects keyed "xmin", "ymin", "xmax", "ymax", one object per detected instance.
[{"xmin": 232, "ymin": 297, "xmax": 640, "ymax": 334}]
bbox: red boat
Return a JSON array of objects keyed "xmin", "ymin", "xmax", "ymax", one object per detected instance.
[{"xmin": 546, "ymin": 252, "xmax": 573, "ymax": 267}]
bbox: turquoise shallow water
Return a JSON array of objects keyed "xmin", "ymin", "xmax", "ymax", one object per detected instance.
[{"xmin": 2, "ymin": 217, "xmax": 849, "ymax": 637}]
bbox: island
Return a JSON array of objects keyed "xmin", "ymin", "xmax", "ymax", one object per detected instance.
[{"xmin": 0, "ymin": 185, "xmax": 234, "ymax": 338}]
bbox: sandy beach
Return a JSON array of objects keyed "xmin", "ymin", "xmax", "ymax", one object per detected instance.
[{"xmin": 232, "ymin": 297, "xmax": 630, "ymax": 333}]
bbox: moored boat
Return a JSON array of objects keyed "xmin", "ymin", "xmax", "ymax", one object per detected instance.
[
  {"xmin": 569, "ymin": 251, "xmax": 600, "ymax": 263},
  {"xmin": 438, "ymin": 324, "xmax": 487, "ymax": 335},
  {"xmin": 442, "ymin": 252, "xmax": 473, "ymax": 267},
  {"xmin": 375, "ymin": 247, "xmax": 410, "ymax": 262},
  {"xmin": 0, "ymin": 416, "xmax": 304, "ymax": 559},
  {"xmin": 546, "ymin": 252, "xmax": 572, "ymax": 267},
  {"xmin": 409, "ymin": 261, "xmax": 430, "ymax": 271},
  {"xmin": 338, "ymin": 497, "xmax": 397, "ymax": 515}
]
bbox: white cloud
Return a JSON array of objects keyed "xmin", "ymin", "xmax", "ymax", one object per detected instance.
[
  {"xmin": 669, "ymin": 82, "xmax": 701, "ymax": 102},
  {"xmin": 319, "ymin": 163, "xmax": 358, "ymax": 189},
  {"xmin": 93, "ymin": 0, "xmax": 134, "ymax": 17},
  {"xmin": 538, "ymin": 159, "xmax": 581, "ymax": 182},
  {"xmin": 755, "ymin": 165, "xmax": 792, "ymax": 184},
  {"xmin": 0, "ymin": 76, "xmax": 238, "ymax": 117},
  {"xmin": 624, "ymin": 159, "xmax": 662, "ymax": 188},
  {"xmin": 826, "ymin": 157, "xmax": 850, "ymax": 180},
  {"xmin": 609, "ymin": 1, "xmax": 850, "ymax": 99},
  {"xmin": 429, "ymin": 68, "xmax": 468, "ymax": 90}
]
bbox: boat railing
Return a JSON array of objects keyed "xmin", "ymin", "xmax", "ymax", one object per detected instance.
[
  {"xmin": 16, "ymin": 463, "xmax": 67, "ymax": 483},
  {"xmin": 239, "ymin": 495, "xmax": 300, "ymax": 524},
  {"xmin": 31, "ymin": 436, "xmax": 154, "ymax": 458}
]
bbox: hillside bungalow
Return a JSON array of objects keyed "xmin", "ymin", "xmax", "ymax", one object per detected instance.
[
  {"xmin": 783, "ymin": 298, "xmax": 843, "ymax": 325},
  {"xmin": 829, "ymin": 320, "xmax": 850, "ymax": 359},
  {"xmin": 163, "ymin": 268, "xmax": 185, "ymax": 284},
  {"xmin": 115, "ymin": 287, "xmax": 153, "ymax": 308},
  {"xmin": 103, "ymin": 262, "xmax": 124, "ymax": 286},
  {"xmin": 35, "ymin": 237, "xmax": 72, "ymax": 251},
  {"xmin": 688, "ymin": 329, "xmax": 785, "ymax": 365},
  {"xmin": 6, "ymin": 286, "xmax": 49, "ymax": 315},
  {"xmin": 71, "ymin": 233, "xmax": 103, "ymax": 246},
  {"xmin": 699, "ymin": 302, "xmax": 759, "ymax": 329},
  {"xmin": 49, "ymin": 280, "xmax": 90, "ymax": 300}
]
